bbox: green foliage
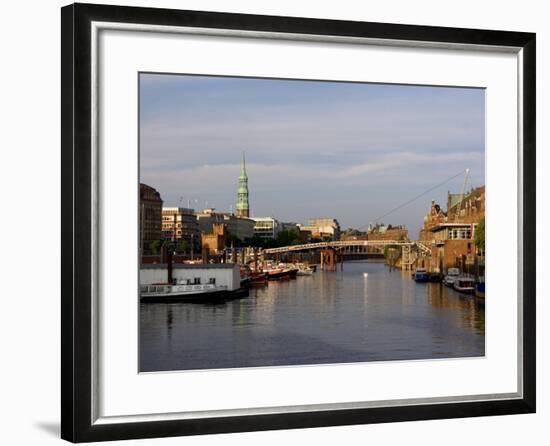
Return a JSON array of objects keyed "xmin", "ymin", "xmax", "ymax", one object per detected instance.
[
  {"xmin": 150, "ymin": 239, "xmax": 166, "ymax": 255},
  {"xmin": 245, "ymin": 236, "xmax": 267, "ymax": 248},
  {"xmin": 276, "ymin": 229, "xmax": 300, "ymax": 246},
  {"xmin": 175, "ymin": 239, "xmax": 190, "ymax": 254},
  {"xmin": 226, "ymin": 234, "xmax": 244, "ymax": 248},
  {"xmin": 474, "ymin": 217, "xmax": 485, "ymax": 251},
  {"xmin": 244, "ymin": 229, "xmax": 303, "ymax": 249}
]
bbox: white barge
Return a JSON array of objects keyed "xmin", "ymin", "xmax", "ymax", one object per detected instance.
[{"xmin": 140, "ymin": 263, "xmax": 247, "ymax": 303}]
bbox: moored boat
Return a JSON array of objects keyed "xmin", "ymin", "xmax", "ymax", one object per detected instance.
[
  {"xmin": 296, "ymin": 263, "xmax": 314, "ymax": 276},
  {"xmin": 297, "ymin": 269, "xmax": 314, "ymax": 276},
  {"xmin": 443, "ymin": 267, "xmax": 460, "ymax": 287},
  {"xmin": 475, "ymin": 279, "xmax": 485, "ymax": 300},
  {"xmin": 453, "ymin": 276, "xmax": 476, "ymax": 294},
  {"xmin": 249, "ymin": 271, "xmax": 268, "ymax": 285},
  {"xmin": 141, "ymin": 282, "xmax": 235, "ymax": 302},
  {"xmin": 266, "ymin": 267, "xmax": 298, "ymax": 280},
  {"xmin": 414, "ymin": 268, "xmax": 429, "ymax": 282}
]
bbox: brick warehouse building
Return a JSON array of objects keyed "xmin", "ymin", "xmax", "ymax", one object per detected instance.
[
  {"xmin": 367, "ymin": 223, "xmax": 409, "ymax": 241},
  {"xmin": 419, "ymin": 186, "xmax": 485, "ymax": 273}
]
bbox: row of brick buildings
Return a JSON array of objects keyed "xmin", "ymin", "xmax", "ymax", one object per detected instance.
[
  {"xmin": 340, "ymin": 223, "xmax": 408, "ymax": 243},
  {"xmin": 417, "ymin": 186, "xmax": 485, "ymax": 273}
]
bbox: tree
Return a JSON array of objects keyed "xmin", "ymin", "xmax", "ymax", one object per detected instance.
[
  {"xmin": 474, "ymin": 217, "xmax": 485, "ymax": 252},
  {"xmin": 227, "ymin": 234, "xmax": 244, "ymax": 248},
  {"xmin": 150, "ymin": 239, "xmax": 166, "ymax": 255},
  {"xmin": 246, "ymin": 236, "xmax": 267, "ymax": 248},
  {"xmin": 175, "ymin": 239, "xmax": 190, "ymax": 254},
  {"xmin": 276, "ymin": 229, "xmax": 300, "ymax": 247}
]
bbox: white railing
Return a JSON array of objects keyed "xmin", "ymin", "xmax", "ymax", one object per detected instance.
[
  {"xmin": 140, "ymin": 283, "xmax": 226, "ymax": 295},
  {"xmin": 414, "ymin": 241, "xmax": 433, "ymax": 255},
  {"xmin": 263, "ymin": 240, "xmax": 414, "ymax": 254}
]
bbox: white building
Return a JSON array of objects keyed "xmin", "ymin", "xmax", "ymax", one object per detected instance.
[
  {"xmin": 252, "ymin": 217, "xmax": 280, "ymax": 239},
  {"xmin": 299, "ymin": 218, "xmax": 341, "ymax": 240},
  {"xmin": 140, "ymin": 264, "xmax": 240, "ymax": 291},
  {"xmin": 161, "ymin": 207, "xmax": 200, "ymax": 251}
]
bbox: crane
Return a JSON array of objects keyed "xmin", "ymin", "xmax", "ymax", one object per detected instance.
[{"xmin": 454, "ymin": 168, "xmax": 470, "ymax": 222}]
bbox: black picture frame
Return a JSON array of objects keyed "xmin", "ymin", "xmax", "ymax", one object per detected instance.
[{"xmin": 61, "ymin": 2, "xmax": 536, "ymax": 442}]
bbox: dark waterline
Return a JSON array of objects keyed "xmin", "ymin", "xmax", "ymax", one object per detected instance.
[{"xmin": 139, "ymin": 261, "xmax": 485, "ymax": 372}]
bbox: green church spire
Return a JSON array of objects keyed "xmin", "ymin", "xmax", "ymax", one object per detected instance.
[
  {"xmin": 239, "ymin": 151, "xmax": 247, "ymax": 179},
  {"xmin": 236, "ymin": 152, "xmax": 249, "ymax": 218}
]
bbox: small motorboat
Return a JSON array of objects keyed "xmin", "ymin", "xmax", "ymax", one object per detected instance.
[
  {"xmin": 297, "ymin": 269, "xmax": 313, "ymax": 276},
  {"xmin": 453, "ymin": 276, "xmax": 476, "ymax": 294},
  {"xmin": 296, "ymin": 263, "xmax": 314, "ymax": 276},
  {"xmin": 443, "ymin": 267, "xmax": 460, "ymax": 287},
  {"xmin": 414, "ymin": 268, "xmax": 429, "ymax": 282}
]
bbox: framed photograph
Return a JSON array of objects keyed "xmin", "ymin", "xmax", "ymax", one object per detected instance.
[{"xmin": 61, "ymin": 2, "xmax": 536, "ymax": 442}]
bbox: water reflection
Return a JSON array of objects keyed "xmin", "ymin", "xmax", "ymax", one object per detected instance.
[{"xmin": 140, "ymin": 261, "xmax": 485, "ymax": 372}]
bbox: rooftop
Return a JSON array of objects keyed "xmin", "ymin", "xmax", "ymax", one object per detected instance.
[{"xmin": 430, "ymin": 223, "xmax": 477, "ymax": 232}]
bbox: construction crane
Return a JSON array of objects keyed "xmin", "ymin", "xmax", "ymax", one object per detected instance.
[{"xmin": 454, "ymin": 168, "xmax": 470, "ymax": 222}]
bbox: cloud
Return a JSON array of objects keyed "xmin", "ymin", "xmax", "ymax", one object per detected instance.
[
  {"xmin": 338, "ymin": 151, "xmax": 481, "ymax": 177},
  {"xmin": 143, "ymin": 150, "xmax": 482, "ymax": 200},
  {"xmin": 139, "ymin": 75, "xmax": 485, "ymax": 234}
]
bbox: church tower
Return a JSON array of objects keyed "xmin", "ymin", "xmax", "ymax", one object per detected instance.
[{"xmin": 236, "ymin": 152, "xmax": 250, "ymax": 218}]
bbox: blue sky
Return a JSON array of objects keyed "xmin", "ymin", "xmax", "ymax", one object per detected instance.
[{"xmin": 139, "ymin": 73, "xmax": 485, "ymax": 237}]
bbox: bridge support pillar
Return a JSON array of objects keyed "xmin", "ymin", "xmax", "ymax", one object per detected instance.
[{"xmin": 320, "ymin": 248, "xmax": 338, "ymax": 271}]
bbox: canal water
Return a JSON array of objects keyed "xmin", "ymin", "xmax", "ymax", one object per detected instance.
[{"xmin": 139, "ymin": 260, "xmax": 485, "ymax": 372}]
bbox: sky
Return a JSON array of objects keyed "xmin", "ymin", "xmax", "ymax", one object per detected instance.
[{"xmin": 139, "ymin": 73, "xmax": 485, "ymax": 237}]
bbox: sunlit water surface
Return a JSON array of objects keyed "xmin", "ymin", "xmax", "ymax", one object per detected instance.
[{"xmin": 140, "ymin": 261, "xmax": 484, "ymax": 372}]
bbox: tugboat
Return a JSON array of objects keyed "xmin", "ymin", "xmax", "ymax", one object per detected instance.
[{"xmin": 414, "ymin": 268, "xmax": 429, "ymax": 282}]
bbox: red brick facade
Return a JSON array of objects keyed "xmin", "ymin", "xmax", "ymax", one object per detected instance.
[{"xmin": 418, "ymin": 186, "xmax": 485, "ymax": 273}]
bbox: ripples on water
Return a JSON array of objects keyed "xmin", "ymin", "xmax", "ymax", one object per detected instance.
[{"xmin": 139, "ymin": 261, "xmax": 485, "ymax": 372}]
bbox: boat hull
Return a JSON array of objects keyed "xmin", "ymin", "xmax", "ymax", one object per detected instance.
[
  {"xmin": 267, "ymin": 269, "xmax": 298, "ymax": 280},
  {"xmin": 475, "ymin": 282, "xmax": 485, "ymax": 300},
  {"xmin": 414, "ymin": 271, "xmax": 429, "ymax": 282},
  {"xmin": 453, "ymin": 286, "xmax": 475, "ymax": 294},
  {"xmin": 296, "ymin": 270, "xmax": 313, "ymax": 276},
  {"xmin": 141, "ymin": 287, "xmax": 249, "ymax": 303}
]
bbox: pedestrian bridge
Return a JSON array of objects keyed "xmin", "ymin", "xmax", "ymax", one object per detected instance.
[
  {"xmin": 262, "ymin": 240, "xmax": 432, "ymax": 270},
  {"xmin": 263, "ymin": 240, "xmax": 431, "ymax": 254}
]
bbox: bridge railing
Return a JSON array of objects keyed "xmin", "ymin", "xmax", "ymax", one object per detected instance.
[
  {"xmin": 414, "ymin": 241, "xmax": 433, "ymax": 255},
  {"xmin": 262, "ymin": 240, "xmax": 415, "ymax": 254}
]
